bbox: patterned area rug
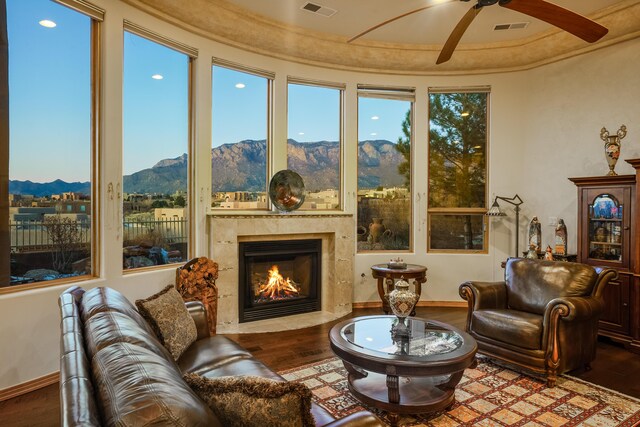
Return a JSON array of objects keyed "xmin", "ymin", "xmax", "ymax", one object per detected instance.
[{"xmin": 280, "ymin": 356, "xmax": 640, "ymax": 426}]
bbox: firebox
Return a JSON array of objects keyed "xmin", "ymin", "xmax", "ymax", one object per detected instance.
[{"xmin": 239, "ymin": 239, "xmax": 321, "ymax": 323}]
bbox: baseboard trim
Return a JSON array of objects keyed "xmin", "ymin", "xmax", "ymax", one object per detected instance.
[
  {"xmin": 0, "ymin": 371, "xmax": 59, "ymax": 402},
  {"xmin": 352, "ymin": 301, "xmax": 467, "ymax": 309}
]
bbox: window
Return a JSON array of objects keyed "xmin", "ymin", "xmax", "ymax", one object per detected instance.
[
  {"xmin": 357, "ymin": 86, "xmax": 414, "ymax": 252},
  {"xmin": 4, "ymin": 0, "xmax": 101, "ymax": 289},
  {"xmin": 123, "ymin": 28, "xmax": 193, "ymax": 270},
  {"xmin": 211, "ymin": 62, "xmax": 272, "ymax": 209},
  {"xmin": 428, "ymin": 89, "xmax": 489, "ymax": 252},
  {"xmin": 287, "ymin": 80, "xmax": 343, "ymax": 210}
]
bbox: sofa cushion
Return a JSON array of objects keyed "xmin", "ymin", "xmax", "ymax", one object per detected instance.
[
  {"xmin": 177, "ymin": 335, "xmax": 254, "ymax": 374},
  {"xmin": 81, "ymin": 287, "xmax": 156, "ymax": 336},
  {"xmin": 184, "ymin": 373, "xmax": 315, "ymax": 427},
  {"xmin": 136, "ymin": 285, "xmax": 197, "ymax": 360},
  {"xmin": 472, "ymin": 309, "xmax": 543, "ymax": 350},
  {"xmin": 505, "ymin": 258, "xmax": 598, "ymax": 314},
  {"xmin": 92, "ymin": 342, "xmax": 220, "ymax": 427},
  {"xmin": 84, "ymin": 311, "xmax": 173, "ymax": 362}
]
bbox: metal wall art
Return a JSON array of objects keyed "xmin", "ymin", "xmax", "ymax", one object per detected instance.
[{"xmin": 268, "ymin": 169, "xmax": 305, "ymax": 211}]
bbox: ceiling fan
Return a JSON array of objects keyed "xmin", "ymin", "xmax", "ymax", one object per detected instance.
[{"xmin": 347, "ymin": 0, "xmax": 609, "ymax": 65}]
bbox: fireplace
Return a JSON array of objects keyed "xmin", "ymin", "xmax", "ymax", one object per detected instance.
[{"xmin": 239, "ymin": 239, "xmax": 321, "ymax": 323}]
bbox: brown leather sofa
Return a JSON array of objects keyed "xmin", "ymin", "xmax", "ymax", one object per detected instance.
[
  {"xmin": 58, "ymin": 286, "xmax": 383, "ymax": 426},
  {"xmin": 459, "ymin": 258, "xmax": 617, "ymax": 387}
]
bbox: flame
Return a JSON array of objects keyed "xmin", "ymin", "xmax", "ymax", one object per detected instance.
[{"xmin": 256, "ymin": 265, "xmax": 300, "ymax": 300}]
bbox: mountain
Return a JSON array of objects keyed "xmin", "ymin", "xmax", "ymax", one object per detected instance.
[
  {"xmin": 9, "ymin": 179, "xmax": 91, "ymax": 197},
  {"xmin": 123, "ymin": 153, "xmax": 188, "ymax": 194},
  {"xmin": 9, "ymin": 139, "xmax": 406, "ymax": 196}
]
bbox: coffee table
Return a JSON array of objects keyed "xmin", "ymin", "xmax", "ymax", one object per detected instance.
[{"xmin": 329, "ymin": 315, "xmax": 477, "ymax": 426}]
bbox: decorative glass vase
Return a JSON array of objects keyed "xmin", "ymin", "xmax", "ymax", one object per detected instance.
[{"xmin": 388, "ymin": 277, "xmax": 418, "ymax": 321}]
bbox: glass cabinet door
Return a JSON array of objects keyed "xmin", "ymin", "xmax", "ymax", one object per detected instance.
[{"xmin": 588, "ymin": 194, "xmax": 623, "ymax": 262}]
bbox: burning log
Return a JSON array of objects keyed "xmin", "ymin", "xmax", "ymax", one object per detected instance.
[{"xmin": 256, "ymin": 265, "xmax": 300, "ymax": 301}]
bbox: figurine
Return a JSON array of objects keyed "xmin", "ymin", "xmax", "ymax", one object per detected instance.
[
  {"xmin": 555, "ymin": 219, "xmax": 568, "ymax": 255},
  {"xmin": 544, "ymin": 245, "xmax": 554, "ymax": 261},
  {"xmin": 526, "ymin": 244, "xmax": 538, "ymax": 259},
  {"xmin": 528, "ymin": 217, "xmax": 542, "ymax": 253}
]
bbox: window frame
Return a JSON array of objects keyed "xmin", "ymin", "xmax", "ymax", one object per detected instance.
[
  {"xmin": 286, "ymin": 77, "xmax": 345, "ymax": 211},
  {"xmin": 426, "ymin": 87, "xmax": 490, "ymax": 254},
  {"xmin": 356, "ymin": 85, "xmax": 415, "ymax": 253},
  {"xmin": 210, "ymin": 58, "xmax": 274, "ymax": 211},
  {"xmin": 0, "ymin": 0, "xmax": 103, "ymax": 293},
  {"xmin": 121, "ymin": 23, "xmax": 196, "ymax": 274}
]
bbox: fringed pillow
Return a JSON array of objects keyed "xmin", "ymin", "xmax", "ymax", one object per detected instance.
[
  {"xmin": 135, "ymin": 285, "xmax": 197, "ymax": 360},
  {"xmin": 184, "ymin": 373, "xmax": 315, "ymax": 427}
]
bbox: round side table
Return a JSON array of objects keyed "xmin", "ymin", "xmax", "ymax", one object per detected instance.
[{"xmin": 370, "ymin": 263, "xmax": 427, "ymax": 316}]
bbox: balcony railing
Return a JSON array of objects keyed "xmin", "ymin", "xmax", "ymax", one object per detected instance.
[{"xmin": 10, "ymin": 218, "xmax": 187, "ymax": 253}]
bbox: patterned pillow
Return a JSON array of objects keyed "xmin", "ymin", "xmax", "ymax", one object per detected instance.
[
  {"xmin": 136, "ymin": 285, "xmax": 197, "ymax": 360},
  {"xmin": 184, "ymin": 373, "xmax": 315, "ymax": 427}
]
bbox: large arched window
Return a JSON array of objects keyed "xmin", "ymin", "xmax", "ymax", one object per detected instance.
[
  {"xmin": 122, "ymin": 24, "xmax": 195, "ymax": 271},
  {"xmin": 2, "ymin": 0, "xmax": 102, "ymax": 290},
  {"xmin": 357, "ymin": 85, "xmax": 414, "ymax": 252}
]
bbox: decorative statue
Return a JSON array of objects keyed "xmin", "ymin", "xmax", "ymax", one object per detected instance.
[
  {"xmin": 555, "ymin": 219, "xmax": 568, "ymax": 255},
  {"xmin": 544, "ymin": 245, "xmax": 554, "ymax": 261},
  {"xmin": 528, "ymin": 217, "xmax": 542, "ymax": 253},
  {"xmin": 526, "ymin": 244, "xmax": 538, "ymax": 259},
  {"xmin": 600, "ymin": 125, "xmax": 627, "ymax": 176}
]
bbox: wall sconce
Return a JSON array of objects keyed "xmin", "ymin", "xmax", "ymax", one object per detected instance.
[{"xmin": 486, "ymin": 194, "xmax": 524, "ymax": 257}]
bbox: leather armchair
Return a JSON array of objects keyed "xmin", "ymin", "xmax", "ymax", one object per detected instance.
[{"xmin": 459, "ymin": 258, "xmax": 617, "ymax": 386}]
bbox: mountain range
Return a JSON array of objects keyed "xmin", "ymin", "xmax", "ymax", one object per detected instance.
[{"xmin": 9, "ymin": 139, "xmax": 405, "ymax": 196}]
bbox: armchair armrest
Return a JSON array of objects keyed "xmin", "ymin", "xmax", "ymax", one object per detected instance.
[
  {"xmin": 321, "ymin": 411, "xmax": 385, "ymax": 427},
  {"xmin": 459, "ymin": 281, "xmax": 508, "ymax": 310},
  {"xmin": 544, "ymin": 296, "xmax": 605, "ymax": 323},
  {"xmin": 185, "ymin": 301, "xmax": 210, "ymax": 340},
  {"xmin": 593, "ymin": 268, "xmax": 618, "ymax": 299}
]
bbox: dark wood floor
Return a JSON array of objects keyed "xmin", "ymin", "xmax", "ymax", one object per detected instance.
[{"xmin": 1, "ymin": 306, "xmax": 639, "ymax": 427}]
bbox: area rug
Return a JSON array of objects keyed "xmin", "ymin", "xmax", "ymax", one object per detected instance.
[{"xmin": 279, "ymin": 356, "xmax": 640, "ymax": 426}]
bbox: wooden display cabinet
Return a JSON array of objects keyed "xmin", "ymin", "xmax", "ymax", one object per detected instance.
[{"xmin": 570, "ymin": 171, "xmax": 640, "ymax": 353}]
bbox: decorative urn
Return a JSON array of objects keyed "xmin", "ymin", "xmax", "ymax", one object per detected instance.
[{"xmin": 388, "ymin": 277, "xmax": 418, "ymax": 321}]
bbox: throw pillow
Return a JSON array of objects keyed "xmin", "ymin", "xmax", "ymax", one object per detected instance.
[
  {"xmin": 135, "ymin": 285, "xmax": 197, "ymax": 360},
  {"xmin": 184, "ymin": 373, "xmax": 315, "ymax": 427}
]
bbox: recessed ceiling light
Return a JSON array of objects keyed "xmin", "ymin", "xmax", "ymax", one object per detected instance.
[
  {"xmin": 370, "ymin": 132, "xmax": 377, "ymax": 136},
  {"xmin": 151, "ymin": 74, "xmax": 163, "ymax": 80},
  {"xmin": 235, "ymin": 83, "xmax": 246, "ymax": 89},
  {"xmin": 39, "ymin": 20, "xmax": 56, "ymax": 28},
  {"xmin": 371, "ymin": 116, "xmax": 379, "ymax": 120},
  {"xmin": 298, "ymin": 132, "xmax": 305, "ymax": 136},
  {"xmin": 460, "ymin": 112, "xmax": 470, "ymax": 117}
]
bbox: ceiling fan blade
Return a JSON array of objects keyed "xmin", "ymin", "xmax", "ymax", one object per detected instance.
[
  {"xmin": 501, "ymin": 0, "xmax": 608, "ymax": 43},
  {"xmin": 436, "ymin": 5, "xmax": 483, "ymax": 65},
  {"xmin": 348, "ymin": 0, "xmax": 457, "ymax": 43}
]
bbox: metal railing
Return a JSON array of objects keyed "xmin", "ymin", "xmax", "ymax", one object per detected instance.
[{"xmin": 10, "ymin": 218, "xmax": 187, "ymax": 253}]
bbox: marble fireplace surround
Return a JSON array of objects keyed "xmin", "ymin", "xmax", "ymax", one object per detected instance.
[{"xmin": 208, "ymin": 213, "xmax": 354, "ymax": 333}]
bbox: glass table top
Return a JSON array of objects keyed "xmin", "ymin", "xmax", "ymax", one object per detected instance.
[{"xmin": 340, "ymin": 316, "xmax": 464, "ymax": 357}]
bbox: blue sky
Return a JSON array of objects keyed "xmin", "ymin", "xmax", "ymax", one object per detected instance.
[{"xmin": 8, "ymin": 0, "xmax": 411, "ymax": 184}]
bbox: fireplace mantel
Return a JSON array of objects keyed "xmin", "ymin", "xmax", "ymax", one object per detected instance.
[{"xmin": 208, "ymin": 213, "xmax": 355, "ymax": 333}]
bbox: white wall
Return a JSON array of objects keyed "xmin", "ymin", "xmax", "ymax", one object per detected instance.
[{"xmin": 0, "ymin": 0, "xmax": 638, "ymax": 391}]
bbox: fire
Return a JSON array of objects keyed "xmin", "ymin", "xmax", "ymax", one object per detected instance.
[{"xmin": 256, "ymin": 265, "xmax": 300, "ymax": 300}]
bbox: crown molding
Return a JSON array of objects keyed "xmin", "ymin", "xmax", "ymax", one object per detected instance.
[{"xmin": 121, "ymin": 0, "xmax": 640, "ymax": 75}]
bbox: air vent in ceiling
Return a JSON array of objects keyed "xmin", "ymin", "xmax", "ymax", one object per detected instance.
[
  {"xmin": 301, "ymin": 2, "xmax": 337, "ymax": 17},
  {"xmin": 494, "ymin": 22, "xmax": 530, "ymax": 31}
]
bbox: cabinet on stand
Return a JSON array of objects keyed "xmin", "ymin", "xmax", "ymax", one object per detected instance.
[{"xmin": 570, "ymin": 165, "xmax": 640, "ymax": 353}]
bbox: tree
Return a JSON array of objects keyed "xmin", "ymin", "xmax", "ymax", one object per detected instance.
[
  {"xmin": 44, "ymin": 214, "xmax": 84, "ymax": 273},
  {"xmin": 429, "ymin": 93, "xmax": 486, "ymax": 208},
  {"xmin": 174, "ymin": 195, "xmax": 186, "ymax": 207},
  {"xmin": 151, "ymin": 200, "xmax": 169, "ymax": 209},
  {"xmin": 395, "ymin": 109, "xmax": 411, "ymax": 189}
]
